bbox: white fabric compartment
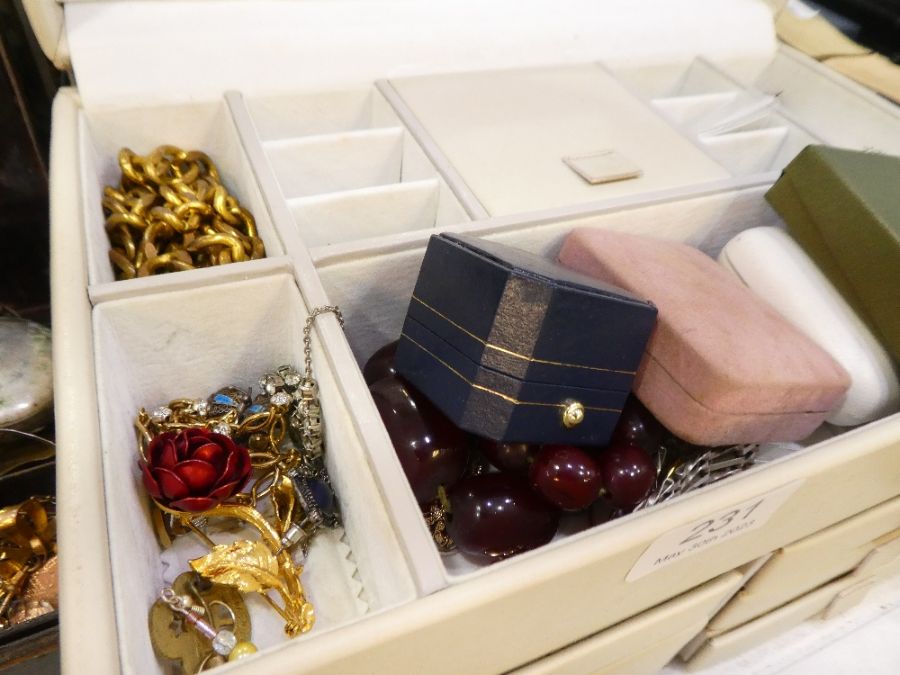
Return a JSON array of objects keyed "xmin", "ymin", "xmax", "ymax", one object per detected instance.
[
  {"xmin": 719, "ymin": 227, "xmax": 900, "ymax": 427},
  {"xmin": 227, "ymin": 88, "xmax": 470, "ymax": 249},
  {"xmin": 699, "ymin": 118, "xmax": 817, "ymax": 175},
  {"xmin": 243, "ymin": 88, "xmax": 402, "ymax": 142},
  {"xmin": 311, "ymin": 186, "xmax": 900, "ymax": 586},
  {"xmin": 616, "ymin": 58, "xmax": 744, "ymax": 100},
  {"xmin": 652, "ymin": 93, "xmax": 743, "ymax": 128},
  {"xmin": 91, "ymin": 273, "xmax": 416, "ymax": 674},
  {"xmin": 265, "ymin": 128, "xmax": 407, "ymax": 199},
  {"xmin": 78, "ymin": 100, "xmax": 289, "ymax": 304},
  {"xmin": 618, "ymin": 58, "xmax": 822, "ymax": 176},
  {"xmin": 288, "ymin": 179, "xmax": 467, "ymax": 248}
]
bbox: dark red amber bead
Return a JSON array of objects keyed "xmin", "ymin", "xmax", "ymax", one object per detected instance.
[
  {"xmin": 597, "ymin": 443, "xmax": 656, "ymax": 508},
  {"xmin": 369, "ymin": 375, "xmax": 469, "ymax": 504},
  {"xmin": 362, "ymin": 340, "xmax": 399, "ymax": 385},
  {"xmin": 529, "ymin": 444, "xmax": 602, "ymax": 511},
  {"xmin": 611, "ymin": 395, "xmax": 666, "ymax": 453},
  {"xmin": 476, "ymin": 437, "xmax": 538, "ymax": 475},
  {"xmin": 447, "ymin": 473, "xmax": 560, "ymax": 563}
]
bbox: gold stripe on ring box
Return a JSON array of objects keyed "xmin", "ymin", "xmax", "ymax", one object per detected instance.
[
  {"xmin": 400, "ymin": 332, "xmax": 622, "ymax": 413},
  {"xmin": 410, "ymin": 295, "xmax": 636, "ymax": 376}
]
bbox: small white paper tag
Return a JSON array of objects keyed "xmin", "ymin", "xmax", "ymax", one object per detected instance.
[
  {"xmin": 563, "ymin": 150, "xmax": 642, "ymax": 185},
  {"xmin": 626, "ymin": 479, "xmax": 805, "ymax": 582}
]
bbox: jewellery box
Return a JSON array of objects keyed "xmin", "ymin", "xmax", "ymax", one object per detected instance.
[
  {"xmin": 765, "ymin": 145, "xmax": 900, "ymax": 364},
  {"xmin": 719, "ymin": 226, "xmax": 900, "ymax": 427},
  {"xmin": 558, "ymin": 228, "xmax": 851, "ymax": 446},
  {"xmin": 394, "ymin": 233, "xmax": 657, "ymax": 445},
  {"xmin": 35, "ymin": 0, "xmax": 900, "ymax": 672}
]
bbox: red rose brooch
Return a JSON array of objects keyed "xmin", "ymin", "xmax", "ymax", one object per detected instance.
[{"xmin": 140, "ymin": 428, "xmax": 252, "ymax": 512}]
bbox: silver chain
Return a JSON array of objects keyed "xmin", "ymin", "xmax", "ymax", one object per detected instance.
[
  {"xmin": 302, "ymin": 305, "xmax": 343, "ymax": 383},
  {"xmin": 634, "ymin": 444, "xmax": 758, "ymax": 510},
  {"xmin": 297, "ymin": 306, "xmax": 343, "ymax": 461}
]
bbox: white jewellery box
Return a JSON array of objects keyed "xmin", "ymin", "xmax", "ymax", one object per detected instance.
[{"xmin": 35, "ymin": 0, "xmax": 900, "ymax": 673}]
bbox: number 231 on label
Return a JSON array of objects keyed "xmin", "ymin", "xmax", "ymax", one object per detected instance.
[{"xmin": 626, "ymin": 479, "xmax": 805, "ymax": 582}]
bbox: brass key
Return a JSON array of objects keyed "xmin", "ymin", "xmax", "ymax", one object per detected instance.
[{"xmin": 149, "ymin": 572, "xmax": 252, "ymax": 673}]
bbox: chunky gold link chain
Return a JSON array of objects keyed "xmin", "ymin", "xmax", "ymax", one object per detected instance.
[{"xmin": 103, "ymin": 145, "xmax": 265, "ymax": 280}]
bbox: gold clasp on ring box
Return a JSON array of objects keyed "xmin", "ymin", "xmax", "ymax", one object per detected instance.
[{"xmin": 561, "ymin": 400, "xmax": 585, "ymax": 428}]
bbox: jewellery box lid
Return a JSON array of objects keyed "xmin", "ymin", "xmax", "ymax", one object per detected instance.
[
  {"xmin": 405, "ymin": 233, "xmax": 657, "ymax": 389},
  {"xmin": 50, "ymin": 0, "xmax": 776, "ymax": 108}
]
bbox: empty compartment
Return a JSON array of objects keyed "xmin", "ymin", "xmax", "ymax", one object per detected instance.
[
  {"xmin": 289, "ymin": 179, "xmax": 471, "ymax": 248},
  {"xmin": 92, "ymin": 273, "xmax": 416, "ymax": 673},
  {"xmin": 672, "ymin": 58, "xmax": 747, "ymax": 97},
  {"xmin": 651, "ymin": 92, "xmax": 741, "ymax": 127},
  {"xmin": 673, "ymin": 91, "xmax": 780, "ymax": 137},
  {"xmin": 78, "ymin": 101, "xmax": 287, "ymax": 302},
  {"xmin": 228, "ymin": 88, "xmax": 470, "ymax": 250},
  {"xmin": 613, "ymin": 58, "xmax": 742, "ymax": 100},
  {"xmin": 701, "ymin": 127, "xmax": 790, "ymax": 175},
  {"xmin": 244, "ymin": 88, "xmax": 402, "ymax": 141},
  {"xmin": 699, "ymin": 113, "xmax": 819, "ymax": 175},
  {"xmin": 264, "ymin": 128, "xmax": 406, "ymax": 198}
]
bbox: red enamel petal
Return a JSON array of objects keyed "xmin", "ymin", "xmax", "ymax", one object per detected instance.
[
  {"xmin": 147, "ymin": 431, "xmax": 175, "ymax": 464},
  {"xmin": 187, "ymin": 429, "xmax": 211, "ymax": 452},
  {"xmin": 140, "ymin": 461, "xmax": 162, "ymax": 499},
  {"xmin": 154, "ymin": 467, "xmax": 190, "ymax": 500},
  {"xmin": 207, "ymin": 433, "xmax": 235, "ymax": 452},
  {"xmin": 174, "ymin": 432, "xmax": 191, "ymax": 461},
  {"xmin": 191, "ymin": 443, "xmax": 225, "ymax": 472},
  {"xmin": 220, "ymin": 449, "xmax": 239, "ymax": 483},
  {"xmin": 158, "ymin": 439, "xmax": 179, "ymax": 470},
  {"xmin": 169, "ymin": 496, "xmax": 216, "ymax": 512},
  {"xmin": 174, "ymin": 459, "xmax": 218, "ymax": 493},
  {"xmin": 209, "ymin": 479, "xmax": 241, "ymax": 501}
]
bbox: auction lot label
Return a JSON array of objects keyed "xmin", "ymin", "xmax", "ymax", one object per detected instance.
[{"xmin": 627, "ymin": 479, "xmax": 805, "ymax": 582}]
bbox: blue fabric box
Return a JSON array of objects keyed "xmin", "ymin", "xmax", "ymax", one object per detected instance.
[{"xmin": 395, "ymin": 233, "xmax": 657, "ymax": 445}]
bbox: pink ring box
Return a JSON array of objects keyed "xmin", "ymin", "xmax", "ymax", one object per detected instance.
[{"xmin": 558, "ymin": 228, "xmax": 851, "ymax": 446}]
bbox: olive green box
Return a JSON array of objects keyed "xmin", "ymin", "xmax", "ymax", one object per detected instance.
[{"xmin": 766, "ymin": 145, "xmax": 900, "ymax": 364}]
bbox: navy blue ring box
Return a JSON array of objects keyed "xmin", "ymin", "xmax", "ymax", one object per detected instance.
[{"xmin": 395, "ymin": 233, "xmax": 657, "ymax": 445}]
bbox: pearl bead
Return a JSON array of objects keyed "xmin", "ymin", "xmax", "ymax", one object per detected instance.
[{"xmin": 228, "ymin": 641, "xmax": 258, "ymax": 661}]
